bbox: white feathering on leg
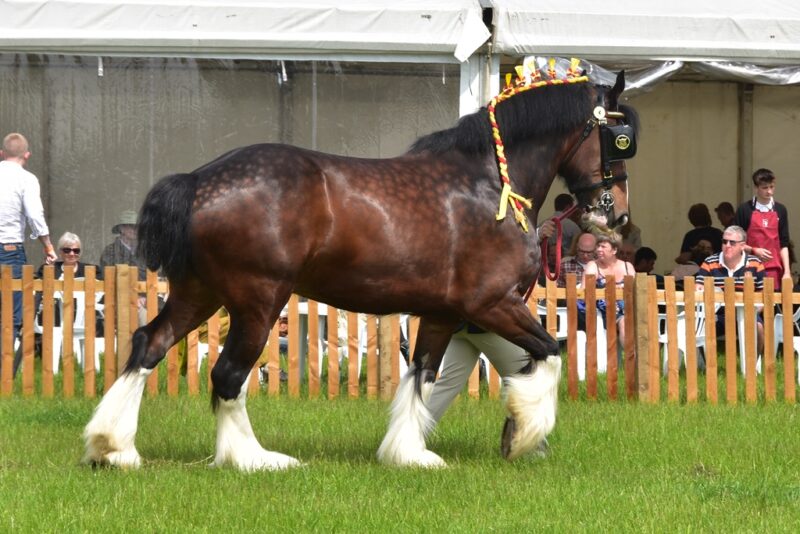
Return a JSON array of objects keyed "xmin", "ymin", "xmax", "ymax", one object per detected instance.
[
  {"xmin": 83, "ymin": 368, "xmax": 151, "ymax": 468},
  {"xmin": 503, "ymin": 356, "xmax": 561, "ymax": 461},
  {"xmin": 377, "ymin": 369, "xmax": 445, "ymax": 468},
  {"xmin": 211, "ymin": 381, "xmax": 301, "ymax": 471}
]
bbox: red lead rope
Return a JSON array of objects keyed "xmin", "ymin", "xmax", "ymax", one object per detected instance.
[{"xmin": 523, "ymin": 203, "xmax": 580, "ymax": 303}]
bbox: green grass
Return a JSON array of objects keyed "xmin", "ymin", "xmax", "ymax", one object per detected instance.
[{"xmin": 2, "ymin": 394, "xmax": 800, "ymax": 532}]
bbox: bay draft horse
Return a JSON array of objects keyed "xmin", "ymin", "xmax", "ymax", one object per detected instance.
[{"xmin": 84, "ymin": 70, "xmax": 639, "ymax": 470}]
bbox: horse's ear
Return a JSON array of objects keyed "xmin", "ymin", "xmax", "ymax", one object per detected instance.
[{"xmin": 610, "ymin": 70, "xmax": 626, "ymax": 102}]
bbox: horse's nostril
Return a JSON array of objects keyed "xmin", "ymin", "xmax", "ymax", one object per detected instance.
[{"xmin": 617, "ymin": 214, "xmax": 629, "ymax": 228}]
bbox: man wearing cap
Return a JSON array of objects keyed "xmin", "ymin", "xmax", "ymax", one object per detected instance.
[
  {"xmin": 0, "ymin": 132, "xmax": 58, "ymax": 375},
  {"xmin": 99, "ymin": 210, "xmax": 146, "ymax": 280},
  {"xmin": 714, "ymin": 202, "xmax": 736, "ymax": 228},
  {"xmin": 100, "ymin": 210, "xmax": 148, "ymax": 324}
]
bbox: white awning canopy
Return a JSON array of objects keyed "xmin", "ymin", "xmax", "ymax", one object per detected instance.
[
  {"xmin": 0, "ymin": 0, "xmax": 490, "ymax": 62},
  {"xmin": 491, "ymin": 0, "xmax": 800, "ymax": 65}
]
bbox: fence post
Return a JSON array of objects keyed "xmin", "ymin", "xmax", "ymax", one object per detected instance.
[
  {"xmin": 115, "ymin": 265, "xmax": 131, "ymax": 376},
  {"xmin": 634, "ymin": 273, "xmax": 651, "ymax": 401},
  {"xmin": 366, "ymin": 315, "xmax": 378, "ymax": 399},
  {"xmin": 1, "ymin": 266, "xmax": 13, "ymax": 396},
  {"xmin": 378, "ymin": 315, "xmax": 393, "ymax": 400},
  {"xmin": 21, "ymin": 266, "xmax": 34, "ymax": 396},
  {"xmin": 146, "ymin": 270, "xmax": 159, "ymax": 395}
]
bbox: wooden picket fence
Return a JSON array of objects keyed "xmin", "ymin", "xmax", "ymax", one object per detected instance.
[{"xmin": 1, "ymin": 265, "xmax": 799, "ymax": 404}]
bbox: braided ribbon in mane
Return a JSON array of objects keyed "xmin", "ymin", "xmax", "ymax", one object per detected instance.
[{"xmin": 488, "ymin": 58, "xmax": 589, "ymax": 232}]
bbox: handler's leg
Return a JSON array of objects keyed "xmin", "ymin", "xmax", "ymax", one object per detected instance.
[{"xmin": 426, "ymin": 333, "xmax": 480, "ymax": 424}]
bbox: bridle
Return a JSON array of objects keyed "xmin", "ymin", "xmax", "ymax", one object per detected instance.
[
  {"xmin": 561, "ymin": 91, "xmax": 637, "ymax": 217},
  {"xmin": 535, "ymin": 91, "xmax": 637, "ymax": 287}
]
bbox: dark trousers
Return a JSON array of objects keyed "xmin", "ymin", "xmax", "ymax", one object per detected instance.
[{"xmin": 0, "ymin": 244, "xmax": 26, "ymax": 377}]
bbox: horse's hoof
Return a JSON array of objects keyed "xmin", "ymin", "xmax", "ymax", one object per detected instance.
[
  {"xmin": 211, "ymin": 450, "xmax": 302, "ymax": 472},
  {"xmin": 500, "ymin": 416, "xmax": 516, "ymax": 459},
  {"xmin": 376, "ymin": 447, "xmax": 446, "ymax": 468},
  {"xmin": 83, "ymin": 446, "xmax": 142, "ymax": 469},
  {"xmin": 415, "ymin": 450, "xmax": 447, "ymax": 468}
]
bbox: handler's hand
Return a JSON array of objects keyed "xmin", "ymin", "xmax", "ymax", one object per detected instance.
[
  {"xmin": 538, "ymin": 220, "xmax": 556, "ymax": 241},
  {"xmin": 44, "ymin": 248, "xmax": 57, "ymax": 265}
]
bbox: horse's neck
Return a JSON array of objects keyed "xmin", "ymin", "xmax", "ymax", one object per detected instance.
[
  {"xmin": 505, "ymin": 140, "xmax": 562, "ymax": 206},
  {"xmin": 509, "ymin": 153, "xmax": 556, "ymax": 208}
]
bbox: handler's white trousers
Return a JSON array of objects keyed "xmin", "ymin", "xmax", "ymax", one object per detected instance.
[{"xmin": 426, "ymin": 329, "xmax": 530, "ymax": 423}]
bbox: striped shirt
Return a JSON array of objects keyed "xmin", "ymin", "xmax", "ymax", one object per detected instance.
[{"xmin": 695, "ymin": 252, "xmax": 764, "ymax": 290}]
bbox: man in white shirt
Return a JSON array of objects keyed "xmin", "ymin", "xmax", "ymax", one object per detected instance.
[{"xmin": 0, "ymin": 133, "xmax": 57, "ymax": 376}]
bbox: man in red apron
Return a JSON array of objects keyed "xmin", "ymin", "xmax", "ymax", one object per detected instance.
[{"xmin": 734, "ymin": 168, "xmax": 792, "ymax": 290}]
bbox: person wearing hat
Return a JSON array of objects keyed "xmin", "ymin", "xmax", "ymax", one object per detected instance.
[
  {"xmin": 100, "ymin": 210, "xmax": 148, "ymax": 324},
  {"xmin": 99, "ymin": 210, "xmax": 145, "ymax": 279},
  {"xmin": 714, "ymin": 201, "xmax": 736, "ymax": 228}
]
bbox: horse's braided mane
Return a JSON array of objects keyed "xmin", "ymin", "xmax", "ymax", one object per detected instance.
[{"xmin": 408, "ymin": 82, "xmax": 595, "ymax": 156}]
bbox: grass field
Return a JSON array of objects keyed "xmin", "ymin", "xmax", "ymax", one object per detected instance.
[{"xmin": 3, "ymin": 391, "xmax": 800, "ymax": 532}]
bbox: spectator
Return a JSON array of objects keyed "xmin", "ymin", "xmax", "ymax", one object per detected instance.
[
  {"xmin": 99, "ymin": 210, "xmax": 148, "ymax": 325},
  {"xmin": 734, "ymin": 168, "xmax": 791, "ymax": 290},
  {"xmin": 619, "ymin": 219, "xmax": 642, "ymax": 250},
  {"xmin": 633, "ymin": 246, "xmax": 657, "ymax": 274},
  {"xmin": 541, "ymin": 193, "xmax": 580, "ymax": 257},
  {"xmin": 634, "ymin": 246, "xmax": 664, "ymax": 290},
  {"xmin": 99, "ymin": 210, "xmax": 146, "ymax": 280},
  {"xmin": 580, "ymin": 232, "xmax": 634, "ymax": 348},
  {"xmin": 695, "ymin": 225, "xmax": 764, "ymax": 352},
  {"xmin": 714, "ymin": 201, "xmax": 736, "ymax": 228},
  {"xmin": 617, "ymin": 242, "xmax": 637, "ymax": 264},
  {"xmin": 0, "ymin": 132, "xmax": 57, "ymax": 378},
  {"xmin": 35, "ymin": 232, "xmax": 100, "ymax": 280},
  {"xmin": 671, "ymin": 239, "xmax": 713, "ymax": 281},
  {"xmin": 675, "ymin": 203, "xmax": 723, "ymax": 264},
  {"xmin": 557, "ymin": 232, "xmax": 596, "ymax": 288},
  {"xmin": 34, "ymin": 231, "xmax": 103, "ymax": 341}
]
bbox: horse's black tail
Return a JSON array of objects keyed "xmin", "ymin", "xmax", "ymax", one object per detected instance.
[{"xmin": 137, "ymin": 173, "xmax": 198, "ymax": 281}]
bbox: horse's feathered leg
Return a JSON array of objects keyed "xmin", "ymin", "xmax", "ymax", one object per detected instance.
[
  {"xmin": 377, "ymin": 317, "xmax": 457, "ymax": 468},
  {"xmin": 210, "ymin": 283, "xmax": 300, "ymax": 471},
  {"xmin": 83, "ymin": 279, "xmax": 219, "ymax": 468},
  {"xmin": 464, "ymin": 297, "xmax": 561, "ymax": 461}
]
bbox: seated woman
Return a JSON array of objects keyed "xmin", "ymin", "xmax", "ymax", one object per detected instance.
[
  {"xmin": 579, "ymin": 232, "xmax": 634, "ymax": 347},
  {"xmin": 35, "ymin": 232, "xmax": 102, "ymax": 331},
  {"xmin": 35, "ymin": 232, "xmax": 100, "ymax": 280}
]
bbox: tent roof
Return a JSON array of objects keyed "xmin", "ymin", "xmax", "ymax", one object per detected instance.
[
  {"xmin": 491, "ymin": 0, "xmax": 800, "ymax": 65},
  {"xmin": 0, "ymin": 0, "xmax": 490, "ymax": 62}
]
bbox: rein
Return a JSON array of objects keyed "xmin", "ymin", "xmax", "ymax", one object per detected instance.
[{"xmin": 523, "ymin": 202, "xmax": 579, "ymax": 303}]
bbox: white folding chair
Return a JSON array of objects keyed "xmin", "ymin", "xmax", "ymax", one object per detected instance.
[
  {"xmin": 537, "ymin": 304, "xmax": 606, "ymax": 381},
  {"xmin": 772, "ymin": 305, "xmax": 800, "ymax": 384},
  {"xmin": 36, "ymin": 290, "xmax": 103, "ymax": 374},
  {"xmin": 659, "ymin": 302, "xmax": 725, "ymax": 375},
  {"xmin": 577, "ymin": 309, "xmax": 608, "ymax": 381}
]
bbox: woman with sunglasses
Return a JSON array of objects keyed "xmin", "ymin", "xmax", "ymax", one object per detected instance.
[{"xmin": 35, "ymin": 232, "xmax": 100, "ymax": 280}]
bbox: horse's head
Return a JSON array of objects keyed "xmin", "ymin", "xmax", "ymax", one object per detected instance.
[{"xmin": 558, "ymin": 71, "xmax": 639, "ymax": 230}]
